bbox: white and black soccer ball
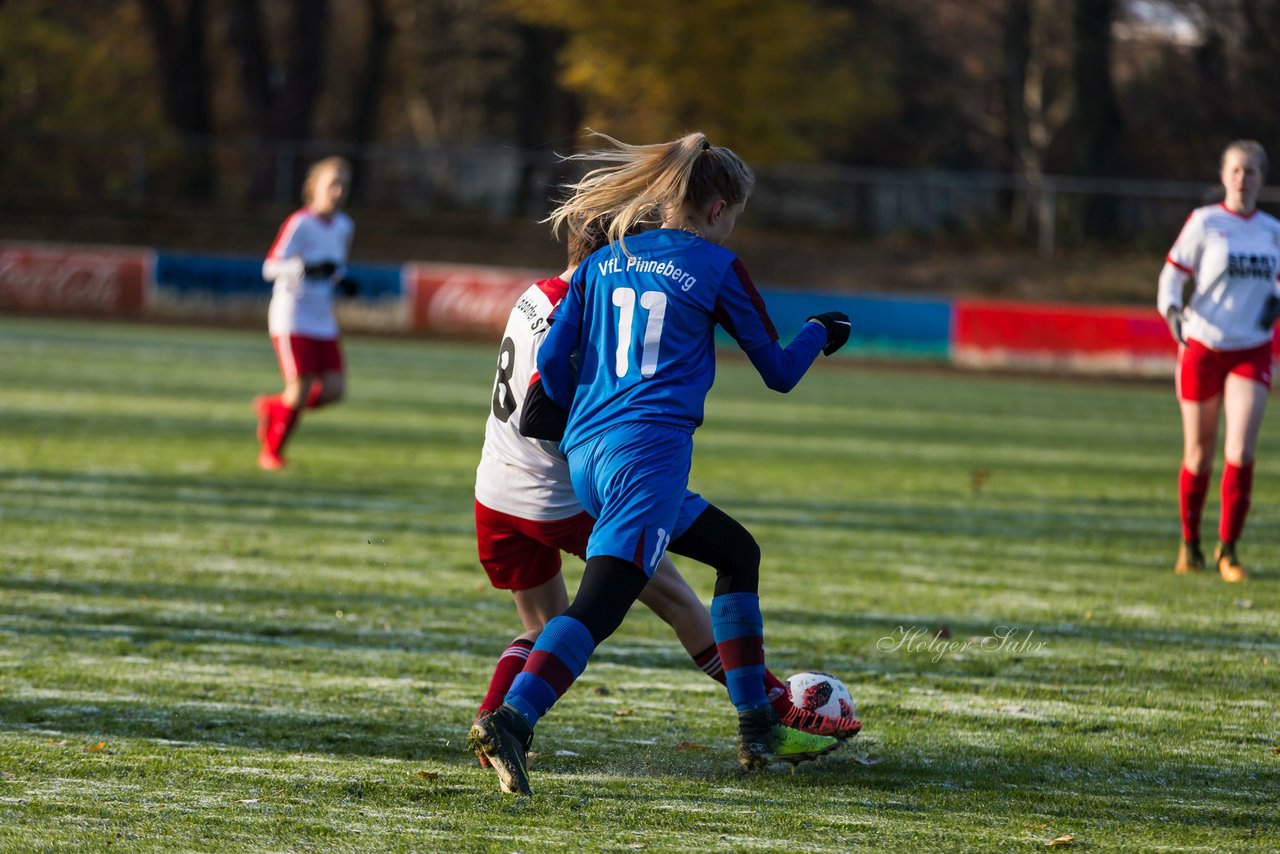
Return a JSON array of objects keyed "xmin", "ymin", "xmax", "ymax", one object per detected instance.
[{"xmin": 786, "ymin": 671, "xmax": 855, "ymax": 718}]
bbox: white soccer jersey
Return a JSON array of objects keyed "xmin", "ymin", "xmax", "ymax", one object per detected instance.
[
  {"xmin": 262, "ymin": 208, "xmax": 355, "ymax": 339},
  {"xmin": 474, "ymin": 277, "xmax": 583, "ymax": 520},
  {"xmin": 1159, "ymin": 203, "xmax": 1280, "ymax": 350}
]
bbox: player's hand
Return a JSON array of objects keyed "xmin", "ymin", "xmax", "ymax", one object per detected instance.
[
  {"xmin": 1260, "ymin": 294, "xmax": 1280, "ymax": 331},
  {"xmin": 808, "ymin": 312, "xmax": 852, "ymax": 356},
  {"xmin": 1165, "ymin": 307, "xmax": 1187, "ymax": 345},
  {"xmin": 335, "ymin": 278, "xmax": 359, "ymax": 298},
  {"xmin": 303, "ymin": 261, "xmax": 339, "ymax": 279}
]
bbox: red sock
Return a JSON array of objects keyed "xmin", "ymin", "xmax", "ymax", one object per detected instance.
[
  {"xmin": 478, "ymin": 638, "xmax": 534, "ymax": 717},
  {"xmin": 1219, "ymin": 462, "xmax": 1254, "ymax": 543},
  {"xmin": 265, "ymin": 401, "xmax": 301, "ymax": 456},
  {"xmin": 306, "ymin": 382, "xmax": 325, "ymax": 409},
  {"xmin": 1179, "ymin": 466, "xmax": 1211, "ymax": 543}
]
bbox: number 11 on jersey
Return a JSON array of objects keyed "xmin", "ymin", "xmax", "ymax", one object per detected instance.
[{"xmin": 612, "ymin": 287, "xmax": 667, "ymax": 379}]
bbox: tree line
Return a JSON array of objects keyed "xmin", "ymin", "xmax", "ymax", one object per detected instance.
[{"xmin": 3, "ymin": 0, "xmax": 1280, "ymax": 202}]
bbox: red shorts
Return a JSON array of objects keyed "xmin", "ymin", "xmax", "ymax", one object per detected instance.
[
  {"xmin": 475, "ymin": 500, "xmax": 594, "ymax": 591},
  {"xmin": 272, "ymin": 335, "xmax": 344, "ymax": 381},
  {"xmin": 1176, "ymin": 339, "xmax": 1273, "ymax": 401}
]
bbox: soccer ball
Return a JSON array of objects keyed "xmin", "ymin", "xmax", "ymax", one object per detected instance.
[{"xmin": 786, "ymin": 671, "xmax": 855, "ymax": 718}]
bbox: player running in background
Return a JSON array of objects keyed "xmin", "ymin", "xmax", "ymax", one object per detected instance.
[
  {"xmin": 256, "ymin": 156, "xmax": 357, "ymax": 470},
  {"xmin": 1158, "ymin": 139, "xmax": 1280, "ymax": 582},
  {"xmin": 469, "ymin": 132, "xmax": 853, "ymax": 795},
  {"xmin": 472, "ymin": 225, "xmax": 861, "ymax": 762}
]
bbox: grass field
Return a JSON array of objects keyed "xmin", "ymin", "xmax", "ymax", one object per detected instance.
[{"xmin": 1, "ymin": 315, "xmax": 1277, "ymax": 852}]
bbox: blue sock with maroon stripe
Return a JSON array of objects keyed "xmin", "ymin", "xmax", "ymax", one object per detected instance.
[
  {"xmin": 711, "ymin": 592, "xmax": 768, "ymax": 712},
  {"xmin": 504, "ymin": 615, "xmax": 596, "ymax": 728}
]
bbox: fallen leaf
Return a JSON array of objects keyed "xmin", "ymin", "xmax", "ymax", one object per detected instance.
[
  {"xmin": 613, "ymin": 708, "xmax": 633, "ymax": 717},
  {"xmin": 1047, "ymin": 835, "xmax": 1075, "ymax": 847},
  {"xmin": 675, "ymin": 741, "xmax": 709, "ymax": 752},
  {"xmin": 1269, "ymin": 746, "xmax": 1280, "ymax": 755},
  {"xmin": 86, "ymin": 742, "xmax": 107, "ymax": 752},
  {"xmin": 415, "ymin": 771, "xmax": 438, "ymax": 780},
  {"xmin": 851, "ymin": 754, "xmax": 883, "ymax": 766},
  {"xmin": 0, "ymin": 771, "xmax": 16, "ymax": 780}
]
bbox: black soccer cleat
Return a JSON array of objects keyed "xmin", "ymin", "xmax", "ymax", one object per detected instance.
[
  {"xmin": 467, "ymin": 704, "xmax": 534, "ymax": 795},
  {"xmin": 736, "ymin": 705, "xmax": 840, "ymax": 771}
]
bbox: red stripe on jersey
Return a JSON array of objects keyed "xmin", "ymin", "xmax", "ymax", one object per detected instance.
[
  {"xmin": 267, "ymin": 209, "xmax": 309, "ymax": 258},
  {"xmin": 536, "ymin": 276, "xmax": 569, "ymax": 306},
  {"xmin": 718, "ymin": 635, "xmax": 765, "ymax": 670},
  {"xmin": 1165, "ymin": 256, "xmax": 1194, "ymax": 275},
  {"xmin": 730, "ymin": 258, "xmax": 778, "ymax": 340},
  {"xmin": 528, "ymin": 371, "xmax": 541, "ymax": 386},
  {"xmin": 1218, "ymin": 202, "xmax": 1259, "ymax": 221},
  {"xmin": 526, "ymin": 649, "xmax": 576, "ymax": 695}
]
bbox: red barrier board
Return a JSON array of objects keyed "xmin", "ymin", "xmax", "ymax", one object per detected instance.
[
  {"xmin": 953, "ymin": 299, "xmax": 1280, "ymax": 374},
  {"xmin": 407, "ymin": 263, "xmax": 548, "ymax": 335},
  {"xmin": 0, "ymin": 243, "xmax": 151, "ymax": 315}
]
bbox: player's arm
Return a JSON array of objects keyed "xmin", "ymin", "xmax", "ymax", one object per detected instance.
[
  {"xmin": 717, "ymin": 259, "xmax": 844, "ymax": 393},
  {"xmin": 1157, "ymin": 212, "xmax": 1203, "ymax": 343},
  {"xmin": 262, "ymin": 214, "xmax": 306, "ymax": 281},
  {"xmin": 518, "ymin": 375, "xmax": 569, "ymax": 441},
  {"xmin": 535, "ymin": 275, "xmax": 586, "ymax": 407}
]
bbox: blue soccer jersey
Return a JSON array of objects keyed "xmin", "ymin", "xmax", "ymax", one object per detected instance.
[{"xmin": 538, "ymin": 228, "xmax": 827, "ymax": 454}]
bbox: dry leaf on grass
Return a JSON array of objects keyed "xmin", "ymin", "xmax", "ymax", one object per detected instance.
[
  {"xmin": 1047, "ymin": 834, "xmax": 1075, "ymax": 847},
  {"xmin": 613, "ymin": 708, "xmax": 633, "ymax": 717},
  {"xmin": 415, "ymin": 772, "xmax": 438, "ymax": 780},
  {"xmin": 1, "ymin": 771, "xmax": 16, "ymax": 780},
  {"xmin": 675, "ymin": 741, "xmax": 709, "ymax": 752},
  {"xmin": 85, "ymin": 742, "xmax": 113, "ymax": 753}
]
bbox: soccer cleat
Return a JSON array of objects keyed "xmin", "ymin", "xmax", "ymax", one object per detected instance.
[
  {"xmin": 777, "ymin": 702, "xmax": 862, "ymax": 740},
  {"xmin": 1173, "ymin": 539, "xmax": 1205, "ymax": 575},
  {"xmin": 1214, "ymin": 541, "xmax": 1247, "ymax": 583},
  {"xmin": 467, "ymin": 704, "xmax": 533, "ymax": 795},
  {"xmin": 257, "ymin": 449, "xmax": 286, "ymax": 470},
  {"xmin": 736, "ymin": 705, "xmax": 840, "ymax": 771},
  {"xmin": 472, "ymin": 711, "xmax": 494, "ymax": 768}
]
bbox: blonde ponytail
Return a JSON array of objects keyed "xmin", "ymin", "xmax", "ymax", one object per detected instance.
[{"xmin": 547, "ymin": 131, "xmax": 754, "ymax": 257}]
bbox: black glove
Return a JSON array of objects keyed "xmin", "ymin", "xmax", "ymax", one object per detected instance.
[
  {"xmin": 303, "ymin": 261, "xmax": 338, "ymax": 279},
  {"xmin": 335, "ymin": 277, "xmax": 359, "ymax": 298},
  {"xmin": 808, "ymin": 312, "xmax": 852, "ymax": 356},
  {"xmin": 1165, "ymin": 307, "xmax": 1186, "ymax": 345},
  {"xmin": 1260, "ymin": 294, "xmax": 1280, "ymax": 331}
]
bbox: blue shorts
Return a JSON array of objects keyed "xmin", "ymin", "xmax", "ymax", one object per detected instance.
[{"xmin": 567, "ymin": 423, "xmax": 709, "ymax": 575}]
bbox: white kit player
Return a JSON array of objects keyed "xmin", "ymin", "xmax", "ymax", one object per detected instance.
[
  {"xmin": 256, "ymin": 156, "xmax": 358, "ymax": 470},
  {"xmin": 470, "ymin": 227, "xmax": 861, "ymax": 764},
  {"xmin": 1158, "ymin": 140, "xmax": 1280, "ymax": 581}
]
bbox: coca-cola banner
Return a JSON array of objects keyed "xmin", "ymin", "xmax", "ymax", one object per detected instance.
[
  {"xmin": 407, "ymin": 262, "xmax": 548, "ymax": 335},
  {"xmin": 0, "ymin": 243, "xmax": 152, "ymax": 316}
]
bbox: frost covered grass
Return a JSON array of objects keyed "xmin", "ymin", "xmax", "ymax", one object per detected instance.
[{"xmin": 0, "ymin": 316, "xmax": 1277, "ymax": 852}]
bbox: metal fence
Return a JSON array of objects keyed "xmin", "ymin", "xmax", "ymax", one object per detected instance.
[{"xmin": 6, "ymin": 131, "xmax": 1277, "ymax": 256}]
